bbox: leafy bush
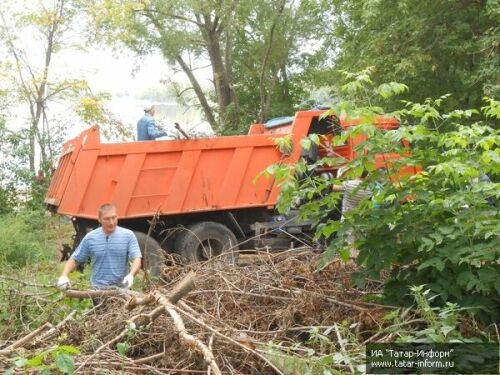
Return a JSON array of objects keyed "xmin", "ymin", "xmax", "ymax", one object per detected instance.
[
  {"xmin": 348, "ymin": 98, "xmax": 499, "ymax": 321},
  {"xmin": 0, "ymin": 211, "xmax": 78, "ymax": 336},
  {"xmin": 275, "ymin": 72, "xmax": 499, "ymax": 322},
  {"xmin": 0, "ymin": 186, "xmax": 15, "ymax": 215},
  {"xmin": 0, "ymin": 210, "xmax": 53, "ymax": 267}
]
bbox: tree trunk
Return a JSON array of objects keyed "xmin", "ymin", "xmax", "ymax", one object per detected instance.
[
  {"xmin": 147, "ymin": 12, "xmax": 218, "ymax": 131},
  {"xmin": 175, "ymin": 55, "xmax": 217, "ymax": 130},
  {"xmin": 201, "ymin": 15, "xmax": 235, "ymax": 132},
  {"xmin": 258, "ymin": 0, "xmax": 286, "ymax": 123}
]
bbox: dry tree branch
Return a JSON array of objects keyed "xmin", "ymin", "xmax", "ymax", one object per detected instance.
[
  {"xmin": 176, "ymin": 301, "xmax": 285, "ymax": 375},
  {"xmin": 152, "ymin": 291, "xmax": 221, "ymax": 375},
  {"xmin": 334, "ymin": 323, "xmax": 355, "ymax": 374},
  {"xmin": 71, "ymin": 272, "xmax": 222, "ymax": 374},
  {"xmin": 31, "ymin": 310, "xmax": 77, "ymax": 347},
  {"xmin": 0, "ymin": 322, "xmax": 53, "ymax": 356}
]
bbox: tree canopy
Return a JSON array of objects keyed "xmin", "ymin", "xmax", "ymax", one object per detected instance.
[
  {"xmin": 328, "ymin": 0, "xmax": 499, "ymax": 109},
  {"xmin": 85, "ymin": 0, "xmax": 334, "ymax": 133}
]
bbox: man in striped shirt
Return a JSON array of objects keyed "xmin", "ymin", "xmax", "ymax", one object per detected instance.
[
  {"xmin": 332, "ymin": 170, "xmax": 372, "ymax": 255},
  {"xmin": 57, "ymin": 204, "xmax": 142, "ymax": 290}
]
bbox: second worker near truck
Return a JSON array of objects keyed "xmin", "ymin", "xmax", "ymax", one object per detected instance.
[{"xmin": 137, "ymin": 104, "xmax": 169, "ymax": 141}]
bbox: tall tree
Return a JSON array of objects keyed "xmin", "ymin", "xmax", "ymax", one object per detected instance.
[
  {"xmin": 232, "ymin": 0, "xmax": 336, "ymax": 128},
  {"xmin": 0, "ymin": 0, "xmax": 86, "ymax": 174},
  {"xmin": 86, "ymin": 0, "xmax": 333, "ymax": 133},
  {"xmin": 328, "ymin": 0, "xmax": 499, "ymax": 109}
]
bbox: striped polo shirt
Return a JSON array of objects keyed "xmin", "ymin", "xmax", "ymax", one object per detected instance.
[
  {"xmin": 341, "ymin": 180, "xmax": 372, "ymax": 217},
  {"xmin": 72, "ymin": 226, "xmax": 142, "ymax": 289}
]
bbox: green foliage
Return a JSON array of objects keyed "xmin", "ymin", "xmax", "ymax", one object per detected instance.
[
  {"xmin": 85, "ymin": 0, "xmax": 334, "ymax": 133},
  {"xmin": 0, "ymin": 0, "xmax": 89, "ymax": 179},
  {"xmin": 0, "ymin": 213, "xmax": 80, "ymax": 338},
  {"xmin": 0, "ymin": 211, "xmax": 51, "ymax": 267},
  {"xmin": 398, "ymin": 286, "xmax": 478, "ymax": 343},
  {"xmin": 76, "ymin": 92, "xmax": 112, "ymax": 124},
  {"xmin": 341, "ymin": 102, "xmax": 498, "ymax": 319},
  {"xmin": 10, "ymin": 344, "xmax": 80, "ymax": 374},
  {"xmin": 328, "ymin": 0, "xmax": 499, "ymax": 110},
  {"xmin": 275, "ymin": 71, "xmax": 499, "ymax": 322},
  {"xmin": 0, "ymin": 186, "xmax": 15, "ymax": 215},
  {"xmin": 274, "ymin": 134, "xmax": 294, "ymax": 155},
  {"xmin": 116, "ymin": 341, "xmax": 130, "ymax": 356},
  {"xmin": 266, "ymin": 324, "xmax": 360, "ymax": 374}
]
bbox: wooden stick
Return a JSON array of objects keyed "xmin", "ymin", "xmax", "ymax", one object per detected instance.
[
  {"xmin": 153, "ymin": 291, "xmax": 221, "ymax": 375},
  {"xmin": 64, "ymin": 289, "xmax": 131, "ymax": 299},
  {"xmin": 133, "ymin": 352, "xmax": 166, "ymax": 365},
  {"xmin": 168, "ymin": 271, "xmax": 196, "ymax": 303},
  {"xmin": 126, "ymin": 294, "xmax": 156, "ymax": 310},
  {"xmin": 177, "ymin": 301, "xmax": 284, "ymax": 375},
  {"xmin": 0, "ymin": 322, "xmax": 52, "ymax": 356},
  {"xmin": 334, "ymin": 323, "xmax": 355, "ymax": 374},
  {"xmin": 31, "ymin": 310, "xmax": 77, "ymax": 346},
  {"xmin": 174, "ymin": 122, "xmax": 191, "ymax": 139}
]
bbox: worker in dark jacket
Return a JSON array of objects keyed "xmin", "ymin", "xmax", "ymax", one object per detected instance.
[{"xmin": 137, "ymin": 104, "xmax": 169, "ymax": 141}]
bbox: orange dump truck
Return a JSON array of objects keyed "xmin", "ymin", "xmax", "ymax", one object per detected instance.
[{"xmin": 45, "ymin": 110, "xmax": 408, "ymax": 269}]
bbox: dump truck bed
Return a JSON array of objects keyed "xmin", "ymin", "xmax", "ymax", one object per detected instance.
[{"xmin": 46, "ymin": 111, "xmax": 321, "ymax": 220}]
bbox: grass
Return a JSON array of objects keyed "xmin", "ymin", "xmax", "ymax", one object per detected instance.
[{"xmin": 0, "ymin": 209, "xmax": 77, "ymax": 337}]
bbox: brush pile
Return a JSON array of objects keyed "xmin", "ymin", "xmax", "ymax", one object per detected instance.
[{"xmin": 0, "ymin": 249, "xmax": 390, "ymax": 374}]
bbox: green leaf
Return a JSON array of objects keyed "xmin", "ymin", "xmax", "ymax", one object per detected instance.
[
  {"xmin": 300, "ymin": 138, "xmax": 312, "ymax": 150},
  {"xmin": 14, "ymin": 358, "xmax": 27, "ymax": 368},
  {"xmin": 55, "ymin": 353, "xmax": 74, "ymax": 374},
  {"xmin": 338, "ymin": 247, "xmax": 351, "ymax": 262},
  {"xmin": 418, "ymin": 258, "xmax": 445, "ymax": 272},
  {"xmin": 438, "ymin": 226, "xmax": 455, "ymax": 235},
  {"xmin": 116, "ymin": 342, "xmax": 129, "ymax": 356},
  {"xmin": 26, "ymin": 354, "xmax": 45, "ymax": 367},
  {"xmin": 310, "ymin": 133, "xmax": 320, "ymax": 145},
  {"xmin": 56, "ymin": 345, "xmax": 81, "ymax": 355},
  {"xmin": 418, "ymin": 237, "xmax": 435, "ymax": 252},
  {"xmin": 440, "ymin": 325, "xmax": 456, "ymax": 337}
]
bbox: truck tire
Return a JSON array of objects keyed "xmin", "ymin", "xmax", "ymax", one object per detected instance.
[
  {"xmin": 133, "ymin": 231, "xmax": 164, "ymax": 277},
  {"xmin": 175, "ymin": 221, "xmax": 239, "ymax": 263}
]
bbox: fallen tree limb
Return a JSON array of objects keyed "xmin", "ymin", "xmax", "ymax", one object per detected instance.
[
  {"xmin": 168, "ymin": 271, "xmax": 197, "ymax": 303},
  {"xmin": 64, "ymin": 288, "xmax": 136, "ymax": 299},
  {"xmin": 153, "ymin": 291, "xmax": 221, "ymax": 375},
  {"xmin": 31, "ymin": 310, "xmax": 77, "ymax": 347},
  {"xmin": 177, "ymin": 301, "xmax": 284, "ymax": 375},
  {"xmin": 126, "ymin": 270, "xmax": 197, "ymax": 310},
  {"xmin": 0, "ymin": 322, "xmax": 53, "ymax": 356},
  {"xmin": 72, "ymin": 272, "xmax": 221, "ymax": 374}
]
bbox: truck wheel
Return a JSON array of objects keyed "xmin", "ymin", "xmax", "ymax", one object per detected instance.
[
  {"xmin": 175, "ymin": 222, "xmax": 239, "ymax": 263},
  {"xmin": 133, "ymin": 231, "xmax": 164, "ymax": 277}
]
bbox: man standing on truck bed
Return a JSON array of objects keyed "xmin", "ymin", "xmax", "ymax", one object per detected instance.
[
  {"xmin": 57, "ymin": 204, "xmax": 142, "ymax": 290},
  {"xmin": 137, "ymin": 104, "xmax": 169, "ymax": 141}
]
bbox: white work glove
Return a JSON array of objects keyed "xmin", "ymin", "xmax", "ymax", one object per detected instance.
[
  {"xmin": 122, "ymin": 273, "xmax": 134, "ymax": 289},
  {"xmin": 57, "ymin": 276, "xmax": 71, "ymax": 291}
]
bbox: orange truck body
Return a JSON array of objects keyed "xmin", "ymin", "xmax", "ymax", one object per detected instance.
[
  {"xmin": 47, "ymin": 112, "xmax": 312, "ymax": 221},
  {"xmin": 45, "ymin": 110, "xmax": 415, "ymax": 261}
]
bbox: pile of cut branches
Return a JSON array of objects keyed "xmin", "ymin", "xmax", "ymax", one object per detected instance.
[{"xmin": 0, "ymin": 249, "xmax": 395, "ymax": 374}]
